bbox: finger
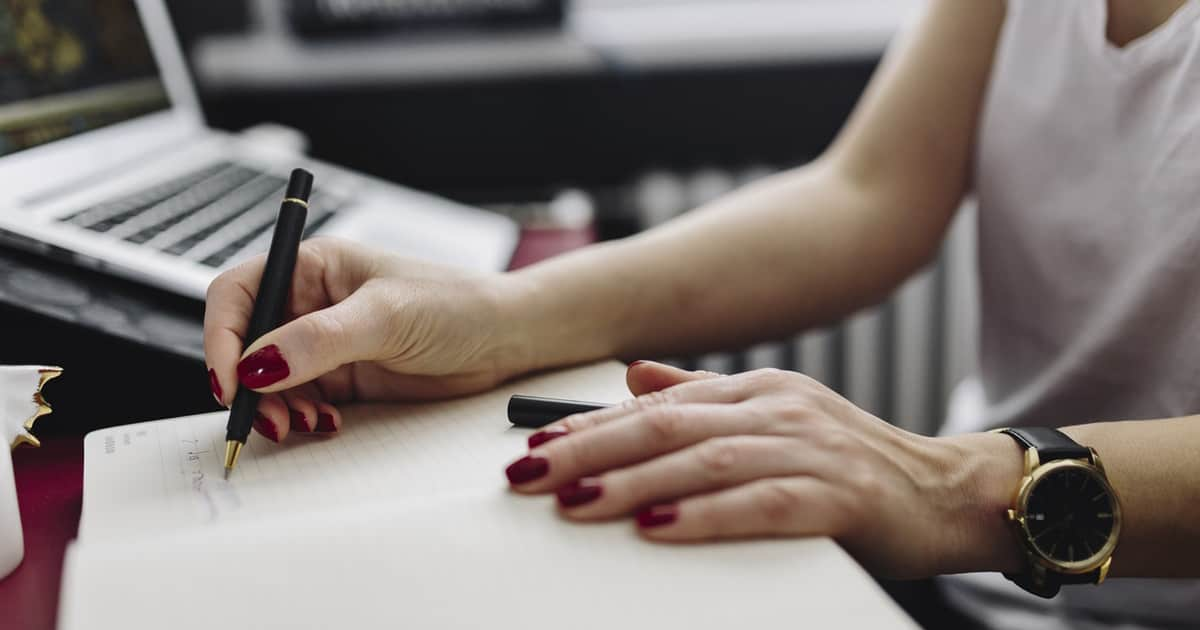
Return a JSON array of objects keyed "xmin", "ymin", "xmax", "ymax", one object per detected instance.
[
  {"xmin": 636, "ymin": 477, "xmax": 843, "ymax": 542},
  {"xmin": 252, "ymin": 394, "xmax": 291, "ymax": 443},
  {"xmin": 531, "ymin": 371, "xmax": 747, "ymax": 443},
  {"xmin": 313, "ymin": 401, "xmax": 342, "ymax": 434},
  {"xmin": 508, "ymin": 402, "xmax": 765, "ymax": 492},
  {"xmin": 281, "ymin": 390, "xmax": 319, "ymax": 433},
  {"xmin": 204, "ymin": 260, "xmax": 262, "ymax": 407},
  {"xmin": 235, "ymin": 289, "xmax": 387, "ymax": 393},
  {"xmin": 625, "ymin": 360, "xmax": 721, "ymax": 396},
  {"xmin": 557, "ymin": 436, "xmax": 839, "ymax": 520},
  {"xmin": 204, "ymin": 243, "xmax": 335, "ymax": 405}
]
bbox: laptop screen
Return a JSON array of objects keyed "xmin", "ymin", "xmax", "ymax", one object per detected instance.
[{"xmin": 0, "ymin": 0, "xmax": 171, "ymax": 158}]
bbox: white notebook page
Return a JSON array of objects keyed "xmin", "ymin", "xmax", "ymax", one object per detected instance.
[
  {"xmin": 78, "ymin": 361, "xmax": 632, "ymax": 542},
  {"xmin": 64, "ymin": 361, "xmax": 917, "ymax": 629},
  {"xmin": 61, "ymin": 490, "xmax": 917, "ymax": 630}
]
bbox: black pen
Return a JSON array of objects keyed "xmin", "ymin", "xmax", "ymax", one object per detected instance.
[
  {"xmin": 224, "ymin": 168, "xmax": 312, "ymax": 479},
  {"xmin": 507, "ymin": 395, "xmax": 611, "ymax": 428}
]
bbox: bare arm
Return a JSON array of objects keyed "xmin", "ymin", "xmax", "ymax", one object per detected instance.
[
  {"xmin": 505, "ymin": 0, "xmax": 1007, "ymax": 371},
  {"xmin": 1056, "ymin": 418, "xmax": 1200, "ymax": 577},
  {"xmin": 504, "ymin": 362, "xmax": 1200, "ymax": 580}
]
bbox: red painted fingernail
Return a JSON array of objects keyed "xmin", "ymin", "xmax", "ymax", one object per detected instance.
[
  {"xmin": 636, "ymin": 504, "xmax": 678, "ymax": 528},
  {"xmin": 253, "ymin": 412, "xmax": 280, "ymax": 443},
  {"xmin": 208, "ymin": 368, "xmax": 223, "ymax": 405},
  {"xmin": 505, "ymin": 455, "xmax": 549, "ymax": 484},
  {"xmin": 290, "ymin": 409, "xmax": 310, "ymax": 433},
  {"xmin": 237, "ymin": 345, "xmax": 290, "ymax": 389},
  {"xmin": 629, "ymin": 360, "xmax": 647, "ymax": 368},
  {"xmin": 315, "ymin": 412, "xmax": 337, "ymax": 433},
  {"xmin": 528, "ymin": 426, "xmax": 569, "ymax": 448},
  {"xmin": 557, "ymin": 478, "xmax": 603, "ymax": 508}
]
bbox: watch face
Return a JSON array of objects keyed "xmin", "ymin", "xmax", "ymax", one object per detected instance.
[{"xmin": 1024, "ymin": 466, "xmax": 1116, "ymax": 564}]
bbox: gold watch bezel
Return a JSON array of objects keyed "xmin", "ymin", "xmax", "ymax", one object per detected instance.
[{"xmin": 1005, "ymin": 450, "xmax": 1122, "ymax": 576}]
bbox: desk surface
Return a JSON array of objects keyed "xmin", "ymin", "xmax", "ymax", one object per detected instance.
[{"xmin": 0, "ymin": 224, "xmax": 591, "ymax": 630}]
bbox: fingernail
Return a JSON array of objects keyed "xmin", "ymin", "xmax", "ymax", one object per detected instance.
[
  {"xmin": 208, "ymin": 368, "xmax": 223, "ymax": 405},
  {"xmin": 528, "ymin": 426, "xmax": 569, "ymax": 448},
  {"xmin": 290, "ymin": 409, "xmax": 310, "ymax": 433},
  {"xmin": 315, "ymin": 412, "xmax": 337, "ymax": 433},
  {"xmin": 629, "ymin": 360, "xmax": 647, "ymax": 368},
  {"xmin": 557, "ymin": 478, "xmax": 603, "ymax": 508},
  {"xmin": 237, "ymin": 345, "xmax": 290, "ymax": 389},
  {"xmin": 253, "ymin": 412, "xmax": 280, "ymax": 443},
  {"xmin": 505, "ymin": 455, "xmax": 549, "ymax": 484},
  {"xmin": 636, "ymin": 504, "xmax": 678, "ymax": 529}
]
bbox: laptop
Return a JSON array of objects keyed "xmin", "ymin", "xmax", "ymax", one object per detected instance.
[{"xmin": 0, "ymin": 0, "xmax": 519, "ymax": 300}]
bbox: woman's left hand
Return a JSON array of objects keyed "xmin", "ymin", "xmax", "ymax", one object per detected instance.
[{"xmin": 505, "ymin": 361, "xmax": 1024, "ymax": 579}]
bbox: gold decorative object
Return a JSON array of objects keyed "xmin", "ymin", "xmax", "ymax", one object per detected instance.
[{"xmin": 2, "ymin": 365, "xmax": 63, "ymax": 578}]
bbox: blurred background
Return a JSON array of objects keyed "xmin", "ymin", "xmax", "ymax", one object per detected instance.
[
  {"xmin": 0, "ymin": 4, "xmax": 988, "ymax": 626},
  {"xmin": 3, "ymin": 0, "xmax": 981, "ymax": 441}
]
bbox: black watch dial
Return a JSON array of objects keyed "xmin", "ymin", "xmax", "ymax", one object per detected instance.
[{"xmin": 1024, "ymin": 466, "xmax": 1115, "ymax": 563}]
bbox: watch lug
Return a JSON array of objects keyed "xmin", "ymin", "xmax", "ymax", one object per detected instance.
[
  {"xmin": 1089, "ymin": 447, "xmax": 1107, "ymax": 474},
  {"xmin": 1023, "ymin": 448, "xmax": 1041, "ymax": 475},
  {"xmin": 1097, "ymin": 557, "xmax": 1112, "ymax": 584}
]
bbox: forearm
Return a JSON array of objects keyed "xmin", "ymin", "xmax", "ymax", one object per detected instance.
[
  {"xmin": 502, "ymin": 0, "xmax": 1005, "ymax": 371},
  {"xmin": 1061, "ymin": 418, "xmax": 1200, "ymax": 577},
  {"xmin": 507, "ymin": 160, "xmax": 952, "ymax": 370},
  {"xmin": 949, "ymin": 417, "xmax": 1200, "ymax": 578}
]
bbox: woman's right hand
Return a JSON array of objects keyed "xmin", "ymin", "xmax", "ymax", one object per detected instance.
[{"xmin": 203, "ymin": 237, "xmax": 532, "ymax": 442}]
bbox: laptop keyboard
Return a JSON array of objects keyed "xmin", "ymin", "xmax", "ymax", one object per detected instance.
[{"xmin": 60, "ymin": 162, "xmax": 347, "ymax": 268}]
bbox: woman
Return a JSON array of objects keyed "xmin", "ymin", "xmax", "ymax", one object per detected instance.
[{"xmin": 205, "ymin": 1, "xmax": 1200, "ymax": 627}]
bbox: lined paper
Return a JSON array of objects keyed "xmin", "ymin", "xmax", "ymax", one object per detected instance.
[
  {"xmin": 79, "ymin": 362, "xmax": 632, "ymax": 542},
  {"xmin": 63, "ymin": 360, "xmax": 918, "ymax": 630},
  {"xmin": 61, "ymin": 490, "xmax": 917, "ymax": 630}
]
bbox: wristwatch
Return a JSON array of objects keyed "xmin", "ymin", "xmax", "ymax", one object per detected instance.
[{"xmin": 994, "ymin": 427, "xmax": 1122, "ymax": 598}]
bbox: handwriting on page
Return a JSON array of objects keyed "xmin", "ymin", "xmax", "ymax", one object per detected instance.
[
  {"xmin": 82, "ymin": 400, "xmax": 532, "ymax": 538},
  {"xmin": 78, "ymin": 361, "xmax": 631, "ymax": 541},
  {"xmin": 180, "ymin": 436, "xmax": 241, "ymax": 521}
]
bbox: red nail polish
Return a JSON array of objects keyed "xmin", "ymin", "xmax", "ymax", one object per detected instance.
[
  {"xmin": 505, "ymin": 455, "xmax": 549, "ymax": 484},
  {"xmin": 290, "ymin": 409, "xmax": 310, "ymax": 433},
  {"xmin": 315, "ymin": 412, "xmax": 337, "ymax": 432},
  {"xmin": 237, "ymin": 345, "xmax": 290, "ymax": 389},
  {"xmin": 636, "ymin": 504, "xmax": 678, "ymax": 528},
  {"xmin": 253, "ymin": 413, "xmax": 280, "ymax": 443},
  {"xmin": 557, "ymin": 478, "xmax": 603, "ymax": 508},
  {"xmin": 528, "ymin": 426, "xmax": 569, "ymax": 448},
  {"xmin": 209, "ymin": 368, "xmax": 223, "ymax": 405},
  {"xmin": 629, "ymin": 360, "xmax": 647, "ymax": 368}
]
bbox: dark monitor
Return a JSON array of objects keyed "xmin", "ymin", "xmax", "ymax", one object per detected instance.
[{"xmin": 0, "ymin": 0, "xmax": 171, "ymax": 157}]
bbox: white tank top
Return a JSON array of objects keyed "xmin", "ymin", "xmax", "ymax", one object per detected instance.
[{"xmin": 940, "ymin": 1, "xmax": 1200, "ymax": 627}]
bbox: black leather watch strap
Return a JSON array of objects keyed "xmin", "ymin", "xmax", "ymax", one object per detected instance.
[
  {"xmin": 1000, "ymin": 427, "xmax": 1091, "ymax": 462},
  {"xmin": 1004, "ymin": 566, "xmax": 1102, "ymax": 598}
]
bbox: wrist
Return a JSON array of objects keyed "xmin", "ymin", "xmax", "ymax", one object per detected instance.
[
  {"xmin": 483, "ymin": 271, "xmax": 543, "ymax": 378},
  {"xmin": 502, "ymin": 250, "xmax": 628, "ymax": 372},
  {"xmin": 936, "ymin": 431, "xmax": 1027, "ymax": 574}
]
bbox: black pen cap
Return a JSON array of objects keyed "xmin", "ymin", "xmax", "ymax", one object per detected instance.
[
  {"xmin": 507, "ymin": 395, "xmax": 609, "ymax": 428},
  {"xmin": 286, "ymin": 168, "xmax": 314, "ymax": 201}
]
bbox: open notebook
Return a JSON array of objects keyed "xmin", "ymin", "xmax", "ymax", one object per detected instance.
[{"xmin": 58, "ymin": 361, "xmax": 915, "ymax": 629}]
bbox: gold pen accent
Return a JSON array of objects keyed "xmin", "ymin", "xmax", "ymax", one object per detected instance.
[
  {"xmin": 282, "ymin": 197, "xmax": 308, "ymax": 208},
  {"xmin": 224, "ymin": 440, "xmax": 244, "ymax": 479}
]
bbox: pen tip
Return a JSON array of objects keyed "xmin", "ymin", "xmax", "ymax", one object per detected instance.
[{"xmin": 223, "ymin": 440, "xmax": 243, "ymax": 477}]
